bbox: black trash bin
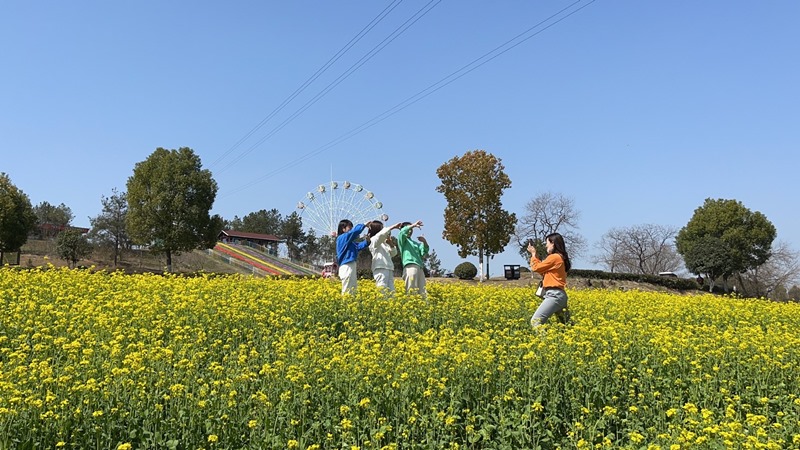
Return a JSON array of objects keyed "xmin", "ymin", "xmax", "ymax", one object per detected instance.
[{"xmin": 504, "ymin": 264, "xmax": 521, "ymax": 280}]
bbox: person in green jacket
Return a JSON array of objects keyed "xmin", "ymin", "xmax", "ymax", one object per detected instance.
[{"xmin": 396, "ymin": 220, "xmax": 429, "ymax": 297}]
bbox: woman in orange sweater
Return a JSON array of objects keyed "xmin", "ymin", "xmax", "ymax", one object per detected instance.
[{"xmin": 527, "ymin": 232, "xmax": 571, "ymax": 327}]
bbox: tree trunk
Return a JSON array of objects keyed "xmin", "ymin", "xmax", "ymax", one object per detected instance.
[
  {"xmin": 166, "ymin": 249, "xmax": 173, "ymax": 273},
  {"xmin": 113, "ymin": 236, "xmax": 119, "ymax": 267},
  {"xmin": 706, "ymin": 273, "xmax": 716, "ymax": 292},
  {"xmin": 478, "ymin": 248, "xmax": 485, "ymax": 282}
]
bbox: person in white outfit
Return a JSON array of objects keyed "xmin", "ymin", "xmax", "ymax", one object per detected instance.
[{"xmin": 366, "ymin": 221, "xmax": 402, "ymax": 293}]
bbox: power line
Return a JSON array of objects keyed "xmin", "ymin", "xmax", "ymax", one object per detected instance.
[
  {"xmin": 216, "ymin": 0, "xmax": 442, "ymax": 175},
  {"xmin": 222, "ymin": 0, "xmax": 597, "ymax": 198},
  {"xmin": 209, "ymin": 0, "xmax": 405, "ymax": 170}
]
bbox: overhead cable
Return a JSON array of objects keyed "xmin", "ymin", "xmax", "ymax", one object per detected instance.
[{"xmin": 222, "ymin": 0, "xmax": 597, "ymax": 198}]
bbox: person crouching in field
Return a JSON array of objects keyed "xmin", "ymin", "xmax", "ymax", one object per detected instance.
[
  {"xmin": 336, "ymin": 219, "xmax": 369, "ymax": 295},
  {"xmin": 528, "ymin": 232, "xmax": 572, "ymax": 327},
  {"xmin": 396, "ymin": 220, "xmax": 429, "ymax": 297},
  {"xmin": 366, "ymin": 221, "xmax": 402, "ymax": 294}
]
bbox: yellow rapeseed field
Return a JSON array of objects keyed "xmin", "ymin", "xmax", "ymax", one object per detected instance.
[{"xmin": 1, "ymin": 267, "xmax": 799, "ymax": 449}]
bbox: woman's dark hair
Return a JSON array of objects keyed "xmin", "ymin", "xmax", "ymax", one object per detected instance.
[
  {"xmin": 366, "ymin": 220, "xmax": 383, "ymax": 242},
  {"xmin": 337, "ymin": 219, "xmax": 354, "ymax": 236},
  {"xmin": 546, "ymin": 232, "xmax": 571, "ymax": 272}
]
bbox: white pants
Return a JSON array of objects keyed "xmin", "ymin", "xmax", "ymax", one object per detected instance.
[
  {"xmin": 339, "ymin": 262, "xmax": 357, "ymax": 295},
  {"xmin": 373, "ymin": 268, "xmax": 395, "ymax": 293},
  {"xmin": 402, "ymin": 263, "xmax": 426, "ymax": 297}
]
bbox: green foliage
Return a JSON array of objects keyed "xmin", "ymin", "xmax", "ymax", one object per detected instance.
[
  {"xmin": 88, "ymin": 188, "xmax": 129, "ymax": 267},
  {"xmin": 436, "ymin": 150, "xmax": 517, "ymax": 266},
  {"xmin": 425, "ymin": 248, "xmax": 443, "ymax": 276},
  {"xmin": 0, "ymin": 173, "xmax": 36, "ymax": 253},
  {"xmin": 454, "ymin": 261, "xmax": 478, "ymax": 280},
  {"xmin": 676, "ymin": 198, "xmax": 776, "ymax": 283},
  {"xmin": 237, "ymin": 208, "xmax": 284, "ymax": 234},
  {"xmin": 33, "ymin": 201, "xmax": 74, "ymax": 238},
  {"xmin": 56, "ymin": 229, "xmax": 92, "ymax": 267},
  {"xmin": 126, "ymin": 147, "xmax": 223, "ymax": 271},
  {"xmin": 281, "ymin": 211, "xmax": 306, "ymax": 261}
]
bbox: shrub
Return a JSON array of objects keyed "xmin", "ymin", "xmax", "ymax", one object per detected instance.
[
  {"xmin": 570, "ymin": 269, "xmax": 700, "ymax": 291},
  {"xmin": 454, "ymin": 262, "xmax": 477, "ymax": 280}
]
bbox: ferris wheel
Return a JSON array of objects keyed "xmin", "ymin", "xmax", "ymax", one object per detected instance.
[{"xmin": 296, "ymin": 181, "xmax": 389, "ymax": 237}]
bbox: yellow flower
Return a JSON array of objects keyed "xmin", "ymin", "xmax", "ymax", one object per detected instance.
[
  {"xmin": 118, "ymin": 444, "xmax": 132, "ymax": 450},
  {"xmin": 629, "ymin": 432, "xmax": 644, "ymax": 443},
  {"xmin": 208, "ymin": 434, "xmax": 218, "ymax": 443},
  {"xmin": 603, "ymin": 406, "xmax": 617, "ymax": 416}
]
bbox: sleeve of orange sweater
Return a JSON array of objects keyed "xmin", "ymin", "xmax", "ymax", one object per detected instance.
[{"xmin": 530, "ymin": 253, "xmax": 567, "ymax": 288}]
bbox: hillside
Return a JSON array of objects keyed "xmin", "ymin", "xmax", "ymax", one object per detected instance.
[
  {"xmin": 15, "ymin": 239, "xmax": 251, "ymax": 275},
  {"xmin": 12, "ymin": 240, "xmax": 697, "ymax": 294},
  {"xmin": 442, "ymin": 273, "xmax": 696, "ymax": 294}
]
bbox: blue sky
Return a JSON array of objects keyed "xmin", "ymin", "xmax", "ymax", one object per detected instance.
[{"xmin": 2, "ymin": 1, "xmax": 799, "ymax": 275}]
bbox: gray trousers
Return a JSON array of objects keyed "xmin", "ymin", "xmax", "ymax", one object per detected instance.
[
  {"xmin": 531, "ymin": 288, "xmax": 569, "ymax": 327},
  {"xmin": 402, "ymin": 263, "xmax": 426, "ymax": 297}
]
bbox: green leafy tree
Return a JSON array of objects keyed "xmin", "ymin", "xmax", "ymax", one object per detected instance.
[
  {"xmin": 239, "ymin": 208, "xmax": 284, "ymax": 254},
  {"xmin": 425, "ymin": 248, "xmax": 443, "ymax": 277},
  {"xmin": 436, "ymin": 150, "xmax": 516, "ymax": 281},
  {"xmin": 676, "ymin": 198, "xmax": 776, "ymax": 292},
  {"xmin": 302, "ymin": 232, "xmax": 336, "ymax": 267},
  {"xmin": 0, "ymin": 173, "xmax": 37, "ymax": 263},
  {"xmin": 88, "ymin": 188, "xmax": 130, "ymax": 267},
  {"xmin": 240, "ymin": 208, "xmax": 283, "ymax": 235},
  {"xmin": 126, "ymin": 147, "xmax": 223, "ymax": 272},
  {"xmin": 281, "ymin": 211, "xmax": 306, "ymax": 261},
  {"xmin": 33, "ymin": 201, "xmax": 74, "ymax": 238},
  {"xmin": 224, "ymin": 216, "xmax": 243, "ymax": 230},
  {"xmin": 56, "ymin": 229, "xmax": 92, "ymax": 268}
]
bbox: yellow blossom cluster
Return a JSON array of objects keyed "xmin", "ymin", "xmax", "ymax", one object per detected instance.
[{"xmin": 1, "ymin": 267, "xmax": 799, "ymax": 448}]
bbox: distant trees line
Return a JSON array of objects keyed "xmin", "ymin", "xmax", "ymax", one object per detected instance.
[{"xmin": 2, "ymin": 147, "xmax": 799, "ymax": 300}]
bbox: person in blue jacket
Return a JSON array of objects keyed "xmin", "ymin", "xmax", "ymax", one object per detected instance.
[{"xmin": 336, "ymin": 219, "xmax": 369, "ymax": 295}]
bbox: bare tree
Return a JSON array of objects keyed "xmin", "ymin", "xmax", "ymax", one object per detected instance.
[
  {"xmin": 593, "ymin": 231, "xmax": 626, "ymax": 273},
  {"xmin": 593, "ymin": 224, "xmax": 682, "ymax": 275},
  {"xmin": 514, "ymin": 192, "xmax": 586, "ymax": 261},
  {"xmin": 735, "ymin": 241, "xmax": 800, "ymax": 299}
]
